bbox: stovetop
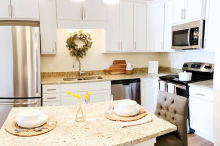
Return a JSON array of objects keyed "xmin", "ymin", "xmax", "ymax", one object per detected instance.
[{"xmin": 159, "ymin": 75, "xmax": 211, "ymax": 86}]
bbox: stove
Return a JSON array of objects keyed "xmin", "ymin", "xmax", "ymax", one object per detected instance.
[
  {"xmin": 160, "ymin": 62, "xmax": 214, "ymax": 85},
  {"xmin": 159, "ymin": 62, "xmax": 214, "ymax": 134}
]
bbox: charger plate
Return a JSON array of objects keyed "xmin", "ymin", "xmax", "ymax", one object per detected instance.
[
  {"xmin": 104, "ymin": 107, "xmax": 148, "ymax": 122},
  {"xmin": 5, "ymin": 117, "xmax": 57, "ymax": 137}
]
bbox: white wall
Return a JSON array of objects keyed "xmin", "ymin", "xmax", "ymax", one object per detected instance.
[
  {"xmin": 159, "ymin": 51, "xmax": 215, "ymax": 69},
  {"xmin": 41, "ymin": 29, "xmax": 162, "ymax": 72}
]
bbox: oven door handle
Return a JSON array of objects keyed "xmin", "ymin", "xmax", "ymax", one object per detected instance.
[
  {"xmin": 188, "ymin": 28, "xmax": 191, "ymax": 46},
  {"xmin": 174, "ymin": 84, "xmax": 186, "ymax": 90}
]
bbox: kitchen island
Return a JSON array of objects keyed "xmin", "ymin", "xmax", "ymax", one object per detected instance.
[{"xmin": 0, "ymin": 101, "xmax": 177, "ymax": 146}]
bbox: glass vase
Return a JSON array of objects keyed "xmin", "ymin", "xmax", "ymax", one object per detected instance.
[{"xmin": 75, "ymin": 101, "xmax": 85, "ymax": 122}]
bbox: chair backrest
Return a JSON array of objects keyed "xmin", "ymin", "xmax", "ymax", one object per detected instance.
[{"xmin": 155, "ymin": 91, "xmax": 188, "ymax": 146}]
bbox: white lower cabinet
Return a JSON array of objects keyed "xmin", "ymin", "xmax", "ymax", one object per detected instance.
[
  {"xmin": 189, "ymin": 87, "xmax": 214, "ymax": 142},
  {"xmin": 141, "ymin": 77, "xmax": 159, "ymax": 113},
  {"xmin": 43, "ymin": 81, "xmax": 111, "ymax": 106}
]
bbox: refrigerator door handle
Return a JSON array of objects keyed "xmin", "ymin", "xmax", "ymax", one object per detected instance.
[
  {"xmin": 0, "ymin": 101, "xmax": 38, "ymax": 105},
  {"xmin": 35, "ymin": 32, "xmax": 39, "ymax": 94}
]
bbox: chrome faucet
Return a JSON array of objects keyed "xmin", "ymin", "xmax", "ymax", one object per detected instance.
[{"xmin": 73, "ymin": 58, "xmax": 84, "ymax": 76}]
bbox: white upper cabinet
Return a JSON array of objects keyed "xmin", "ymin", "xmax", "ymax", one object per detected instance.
[
  {"xmin": 57, "ymin": 0, "xmax": 106, "ymax": 21},
  {"xmin": 10, "ymin": 0, "xmax": 39, "ymax": 19},
  {"xmin": 39, "ymin": 0, "xmax": 57, "ymax": 54},
  {"xmin": 173, "ymin": 0, "xmax": 185, "ymax": 24},
  {"xmin": 83, "ymin": 0, "xmax": 106, "ymax": 21},
  {"xmin": 106, "ymin": 3, "xmax": 120, "ymax": 52},
  {"xmin": 204, "ymin": 0, "xmax": 220, "ymax": 52},
  {"xmin": 134, "ymin": 3, "xmax": 146, "ymax": 51},
  {"xmin": 0, "ymin": 0, "xmax": 11, "ymax": 19},
  {"xmin": 57, "ymin": 0, "xmax": 83, "ymax": 20},
  {"xmin": 173, "ymin": 0, "xmax": 206, "ymax": 24},
  {"xmin": 120, "ymin": 2, "xmax": 134, "ymax": 52},
  {"xmin": 146, "ymin": 2, "xmax": 164, "ymax": 52},
  {"xmin": 164, "ymin": 1, "xmax": 174, "ymax": 52},
  {"xmin": 0, "ymin": 0, "xmax": 39, "ymax": 19}
]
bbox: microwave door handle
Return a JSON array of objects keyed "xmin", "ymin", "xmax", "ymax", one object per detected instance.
[{"xmin": 188, "ymin": 28, "xmax": 191, "ymax": 46}]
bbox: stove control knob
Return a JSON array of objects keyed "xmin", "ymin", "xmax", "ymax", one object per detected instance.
[{"xmin": 205, "ymin": 66, "xmax": 212, "ymax": 69}]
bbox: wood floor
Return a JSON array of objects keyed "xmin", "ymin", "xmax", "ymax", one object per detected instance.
[{"xmin": 188, "ymin": 134, "xmax": 214, "ymax": 146}]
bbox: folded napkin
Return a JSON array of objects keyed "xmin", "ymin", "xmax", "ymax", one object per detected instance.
[{"xmin": 117, "ymin": 116, "xmax": 153, "ymax": 128}]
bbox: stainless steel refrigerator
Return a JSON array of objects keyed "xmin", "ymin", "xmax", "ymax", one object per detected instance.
[{"xmin": 0, "ymin": 21, "xmax": 41, "ymax": 128}]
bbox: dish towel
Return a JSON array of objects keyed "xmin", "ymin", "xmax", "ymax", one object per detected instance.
[
  {"xmin": 117, "ymin": 116, "xmax": 153, "ymax": 128},
  {"xmin": 159, "ymin": 81, "xmax": 166, "ymax": 91},
  {"xmin": 168, "ymin": 83, "xmax": 175, "ymax": 94}
]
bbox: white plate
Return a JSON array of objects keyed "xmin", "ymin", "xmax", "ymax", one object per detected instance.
[
  {"xmin": 114, "ymin": 104, "xmax": 140, "ymax": 117},
  {"xmin": 16, "ymin": 113, "xmax": 48, "ymax": 128}
]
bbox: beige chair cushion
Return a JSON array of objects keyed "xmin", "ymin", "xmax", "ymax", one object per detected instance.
[
  {"xmin": 155, "ymin": 91, "xmax": 188, "ymax": 146},
  {"xmin": 156, "ymin": 133, "xmax": 183, "ymax": 146}
]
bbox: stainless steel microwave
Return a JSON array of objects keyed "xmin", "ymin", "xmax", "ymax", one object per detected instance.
[{"xmin": 172, "ymin": 20, "xmax": 205, "ymax": 50}]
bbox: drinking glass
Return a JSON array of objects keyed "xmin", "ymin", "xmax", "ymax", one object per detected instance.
[
  {"xmin": 105, "ymin": 94, "xmax": 113, "ymax": 114},
  {"xmin": 46, "ymin": 103, "xmax": 56, "ymax": 126}
]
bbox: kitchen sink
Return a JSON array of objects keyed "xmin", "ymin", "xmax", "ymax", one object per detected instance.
[{"xmin": 63, "ymin": 76, "xmax": 103, "ymax": 81}]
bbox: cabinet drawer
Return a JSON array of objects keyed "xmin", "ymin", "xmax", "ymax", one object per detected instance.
[
  {"xmin": 43, "ymin": 94, "xmax": 60, "ymax": 102},
  {"xmin": 189, "ymin": 87, "xmax": 213, "ymax": 102},
  {"xmin": 43, "ymin": 85, "xmax": 60, "ymax": 93},
  {"xmin": 61, "ymin": 81, "xmax": 111, "ymax": 92},
  {"xmin": 43, "ymin": 101, "xmax": 60, "ymax": 106}
]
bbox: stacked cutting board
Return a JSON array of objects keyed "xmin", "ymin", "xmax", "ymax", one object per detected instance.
[{"xmin": 104, "ymin": 60, "xmax": 127, "ymax": 75}]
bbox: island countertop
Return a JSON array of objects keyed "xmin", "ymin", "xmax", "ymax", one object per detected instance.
[{"xmin": 0, "ymin": 101, "xmax": 177, "ymax": 146}]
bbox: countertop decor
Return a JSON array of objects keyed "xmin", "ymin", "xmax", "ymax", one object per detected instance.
[
  {"xmin": 66, "ymin": 30, "xmax": 93, "ymax": 58},
  {"xmin": 0, "ymin": 100, "xmax": 177, "ymax": 146}
]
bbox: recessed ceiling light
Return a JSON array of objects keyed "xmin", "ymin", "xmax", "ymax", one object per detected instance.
[
  {"xmin": 103, "ymin": 0, "xmax": 120, "ymax": 4},
  {"xmin": 72, "ymin": 0, "xmax": 85, "ymax": 2}
]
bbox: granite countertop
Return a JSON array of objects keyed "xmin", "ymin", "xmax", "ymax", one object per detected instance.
[
  {"xmin": 0, "ymin": 101, "xmax": 177, "ymax": 146},
  {"xmin": 41, "ymin": 72, "xmax": 173, "ymax": 85},
  {"xmin": 189, "ymin": 80, "xmax": 213, "ymax": 90}
]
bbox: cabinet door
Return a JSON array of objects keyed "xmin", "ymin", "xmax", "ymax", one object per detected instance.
[
  {"xmin": 164, "ymin": 1, "xmax": 174, "ymax": 52},
  {"xmin": 190, "ymin": 96, "xmax": 214, "ymax": 141},
  {"xmin": 89, "ymin": 90, "xmax": 111, "ymax": 103},
  {"xmin": 134, "ymin": 3, "xmax": 146, "ymax": 52},
  {"xmin": 106, "ymin": 3, "xmax": 120, "ymax": 52},
  {"xmin": 11, "ymin": 0, "xmax": 39, "ymax": 19},
  {"xmin": 173, "ymin": 0, "xmax": 185, "ymax": 24},
  {"xmin": 83, "ymin": 0, "xmax": 106, "ymax": 21},
  {"xmin": 146, "ymin": 3, "xmax": 164, "ymax": 51},
  {"xmin": 204, "ymin": 0, "xmax": 220, "ymax": 52},
  {"xmin": 186, "ymin": 0, "xmax": 203, "ymax": 21},
  {"xmin": 141, "ymin": 78, "xmax": 155, "ymax": 113},
  {"xmin": 57, "ymin": 0, "xmax": 83, "ymax": 20},
  {"xmin": 120, "ymin": 2, "xmax": 134, "ymax": 52},
  {"xmin": 39, "ymin": 0, "xmax": 58, "ymax": 54},
  {"xmin": 61, "ymin": 92, "xmax": 86, "ymax": 106},
  {"xmin": 0, "ymin": 0, "xmax": 11, "ymax": 19}
]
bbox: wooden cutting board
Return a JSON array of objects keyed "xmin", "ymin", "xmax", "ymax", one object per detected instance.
[{"xmin": 105, "ymin": 60, "xmax": 127, "ymax": 75}]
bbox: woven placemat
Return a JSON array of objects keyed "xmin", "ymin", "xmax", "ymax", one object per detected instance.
[
  {"xmin": 104, "ymin": 107, "xmax": 148, "ymax": 122},
  {"xmin": 5, "ymin": 117, "xmax": 57, "ymax": 137}
]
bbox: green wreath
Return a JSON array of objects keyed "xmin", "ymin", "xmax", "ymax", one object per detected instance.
[{"xmin": 66, "ymin": 30, "xmax": 93, "ymax": 58}]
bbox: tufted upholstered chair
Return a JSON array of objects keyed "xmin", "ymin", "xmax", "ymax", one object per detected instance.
[{"xmin": 155, "ymin": 91, "xmax": 188, "ymax": 146}]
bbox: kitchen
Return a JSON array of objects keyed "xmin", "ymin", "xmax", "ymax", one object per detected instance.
[{"xmin": 0, "ymin": 0, "xmax": 219, "ymax": 145}]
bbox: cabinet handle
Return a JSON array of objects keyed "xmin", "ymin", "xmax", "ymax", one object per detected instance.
[
  {"xmin": 121, "ymin": 42, "xmax": 122, "ymax": 50},
  {"xmin": 135, "ymin": 42, "xmax": 136, "ymax": 50},
  {"xmin": 12, "ymin": 5, "xmax": 14, "ymax": 17},
  {"xmin": 47, "ymin": 97, "xmax": 56, "ymax": 99},
  {"xmin": 55, "ymin": 42, "xmax": 57, "ymax": 51},
  {"xmin": 81, "ymin": 7, "xmax": 83, "ymax": 20},
  {"xmin": 118, "ymin": 41, "xmax": 120, "ymax": 50},
  {"xmin": 47, "ymin": 89, "xmax": 56, "ymax": 91},
  {"xmin": 196, "ymin": 93, "xmax": 204, "ymax": 96},
  {"xmin": 184, "ymin": 8, "xmax": 186, "ymax": 19},
  {"xmin": 8, "ymin": 5, "xmax": 11, "ymax": 17},
  {"xmin": 84, "ymin": 8, "xmax": 85, "ymax": 19},
  {"xmin": 204, "ymin": 38, "xmax": 207, "ymax": 47}
]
